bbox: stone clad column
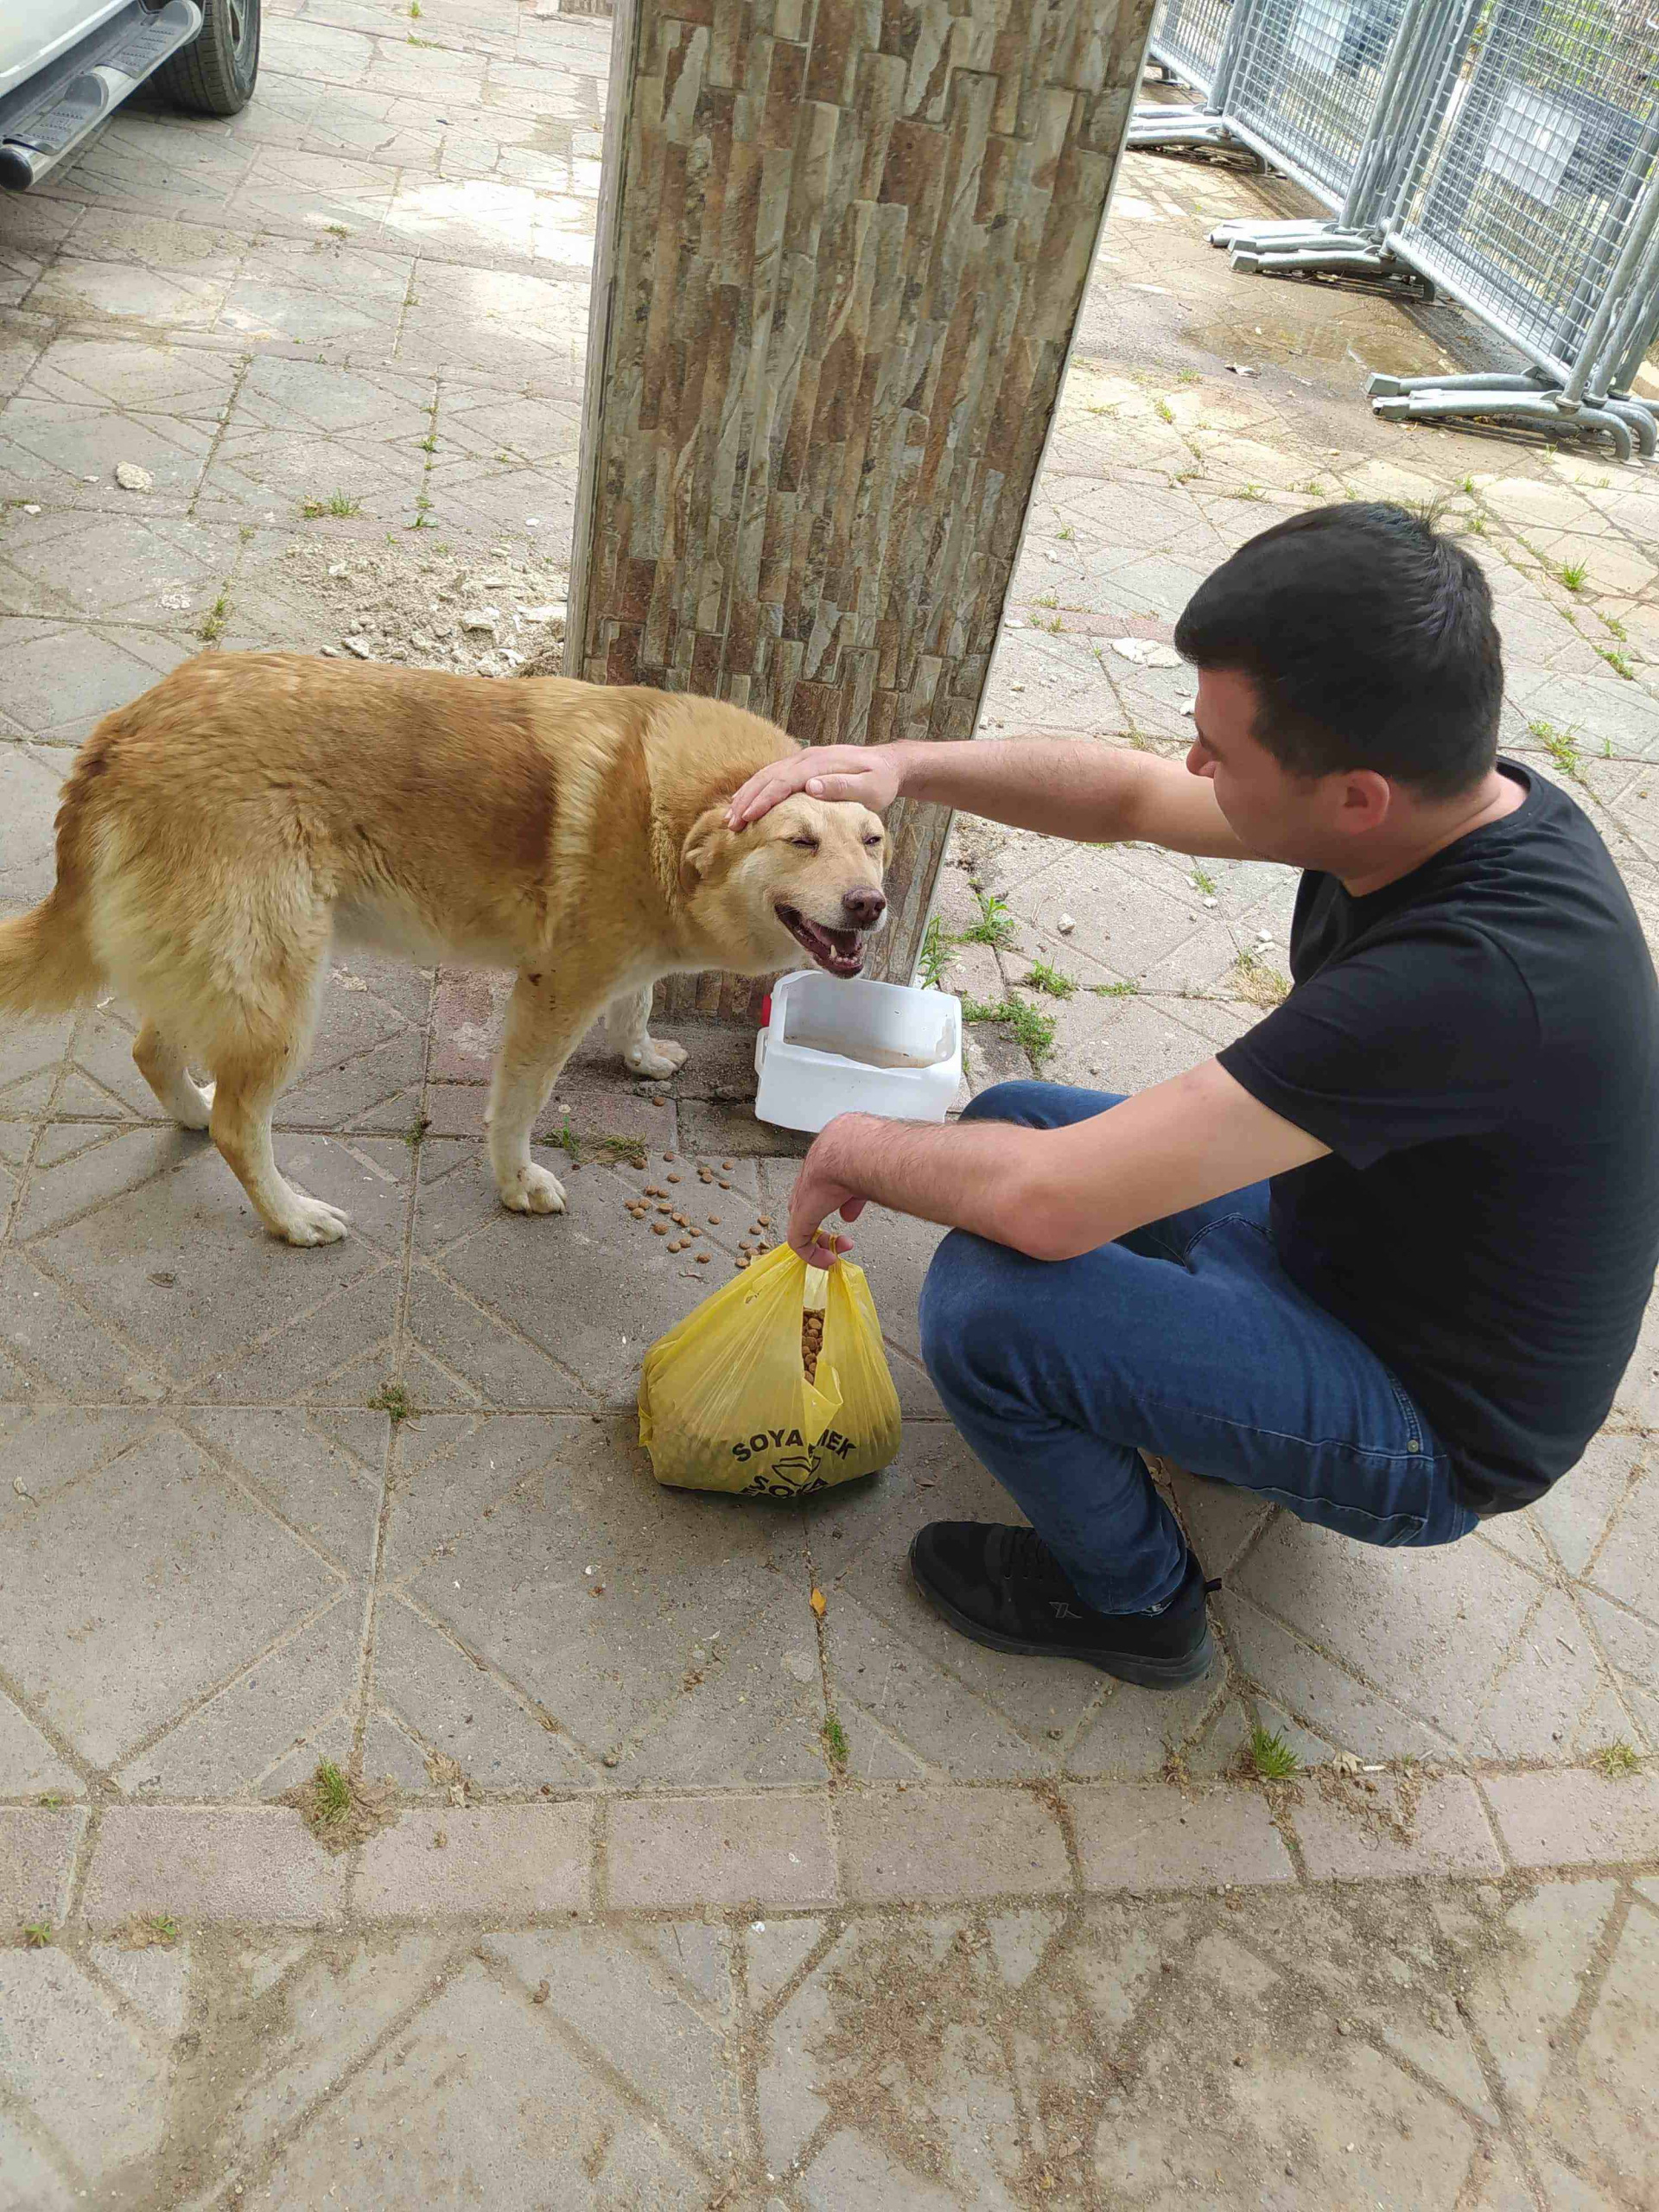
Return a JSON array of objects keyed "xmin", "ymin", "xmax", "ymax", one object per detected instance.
[{"xmin": 569, "ymin": 0, "xmax": 1155, "ymax": 1009}]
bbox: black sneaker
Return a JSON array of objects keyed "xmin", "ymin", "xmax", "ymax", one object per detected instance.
[{"xmin": 909, "ymin": 1522, "xmax": 1215, "ymax": 1689}]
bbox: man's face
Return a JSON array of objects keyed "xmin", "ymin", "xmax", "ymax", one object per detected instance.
[{"xmin": 1185, "ymin": 666, "xmax": 1330, "ymax": 862}]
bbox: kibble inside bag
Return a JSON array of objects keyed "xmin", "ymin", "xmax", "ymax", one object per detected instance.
[{"xmin": 638, "ymin": 1243, "xmax": 902, "ymax": 1496}]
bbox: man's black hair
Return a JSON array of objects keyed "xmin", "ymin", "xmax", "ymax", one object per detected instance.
[{"xmin": 1173, "ymin": 502, "xmax": 1503, "ymax": 798}]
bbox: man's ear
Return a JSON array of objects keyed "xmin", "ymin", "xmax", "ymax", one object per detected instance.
[
  {"xmin": 1336, "ymin": 768, "xmax": 1393, "ymax": 835},
  {"xmin": 680, "ymin": 806, "xmax": 734, "ymax": 893}
]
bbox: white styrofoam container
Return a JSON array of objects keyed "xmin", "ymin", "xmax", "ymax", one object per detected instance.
[{"xmin": 753, "ymin": 970, "xmax": 962, "ymax": 1133}]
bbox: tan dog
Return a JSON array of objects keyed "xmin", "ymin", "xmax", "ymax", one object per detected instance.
[{"xmin": 0, "ymin": 654, "xmax": 888, "ymax": 1244}]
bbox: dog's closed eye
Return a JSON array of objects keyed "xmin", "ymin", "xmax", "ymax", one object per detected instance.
[{"xmin": 788, "ymin": 835, "xmax": 819, "ymax": 851}]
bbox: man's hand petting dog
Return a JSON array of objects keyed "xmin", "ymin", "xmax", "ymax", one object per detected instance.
[{"xmin": 728, "ymin": 743, "xmax": 906, "ymax": 830}]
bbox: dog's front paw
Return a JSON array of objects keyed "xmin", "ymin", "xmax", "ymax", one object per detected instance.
[
  {"xmin": 625, "ymin": 1037, "xmax": 689, "ymax": 1078},
  {"xmin": 276, "ymin": 1197, "xmax": 351, "ymax": 1247},
  {"xmin": 499, "ymin": 1161, "xmax": 568, "ymax": 1216}
]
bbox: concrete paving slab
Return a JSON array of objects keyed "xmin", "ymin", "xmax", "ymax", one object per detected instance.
[{"xmin": 83, "ymin": 1806, "xmax": 348, "ymax": 1926}]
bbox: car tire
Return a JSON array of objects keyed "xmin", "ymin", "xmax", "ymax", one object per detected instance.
[{"xmin": 155, "ymin": 0, "xmax": 260, "ymax": 117}]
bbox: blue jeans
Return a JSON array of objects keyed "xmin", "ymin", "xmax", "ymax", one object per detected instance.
[{"xmin": 918, "ymin": 1081, "xmax": 1477, "ymax": 1613}]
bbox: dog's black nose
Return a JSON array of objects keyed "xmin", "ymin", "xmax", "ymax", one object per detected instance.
[{"xmin": 842, "ymin": 887, "xmax": 887, "ymax": 927}]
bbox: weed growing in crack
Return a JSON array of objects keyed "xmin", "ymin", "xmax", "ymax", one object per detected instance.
[
  {"xmin": 1591, "ymin": 1739, "xmax": 1641, "ymax": 1779},
  {"xmin": 1230, "ymin": 950, "xmax": 1290, "ymax": 1007},
  {"xmin": 1022, "ymin": 959, "xmax": 1076, "ymax": 1000},
  {"xmin": 301, "ymin": 490, "xmax": 363, "ymax": 519},
  {"xmin": 1530, "ymin": 719, "xmax": 1582, "ymax": 779},
  {"xmin": 1248, "ymin": 1725, "xmax": 1300, "ymax": 1783},
  {"xmin": 594, "ymin": 1135, "xmax": 649, "ymax": 1170},
  {"xmin": 288, "ymin": 1761, "xmax": 397, "ymax": 1851},
  {"xmin": 961, "ymin": 889, "xmax": 1016, "ymax": 950},
  {"xmin": 916, "ymin": 916, "xmax": 956, "ymax": 989},
  {"xmin": 315, "ymin": 1763, "xmax": 353, "ymax": 1825},
  {"xmin": 122, "ymin": 1913, "xmax": 181, "ymax": 1948},
  {"xmin": 962, "ymin": 995, "xmax": 1058, "ymax": 1068}
]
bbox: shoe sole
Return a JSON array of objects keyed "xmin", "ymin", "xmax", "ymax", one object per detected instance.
[{"xmin": 909, "ymin": 1541, "xmax": 1216, "ymax": 1690}]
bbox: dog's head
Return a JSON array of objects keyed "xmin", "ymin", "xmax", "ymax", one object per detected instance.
[{"xmin": 679, "ymin": 792, "xmax": 889, "ymax": 979}]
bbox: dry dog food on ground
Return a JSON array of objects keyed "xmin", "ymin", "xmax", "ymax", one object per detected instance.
[
  {"xmin": 802, "ymin": 1311, "xmax": 824, "ymax": 1386},
  {"xmin": 652, "ymin": 1222, "xmax": 669, "ymax": 1236}
]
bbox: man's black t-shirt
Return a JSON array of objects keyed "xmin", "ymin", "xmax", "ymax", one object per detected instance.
[{"xmin": 1217, "ymin": 764, "xmax": 1659, "ymax": 1516}]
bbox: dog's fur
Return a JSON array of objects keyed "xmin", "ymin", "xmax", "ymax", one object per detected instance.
[{"xmin": 0, "ymin": 653, "xmax": 888, "ymax": 1243}]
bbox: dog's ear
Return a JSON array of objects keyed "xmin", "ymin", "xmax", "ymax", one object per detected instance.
[{"xmin": 679, "ymin": 806, "xmax": 734, "ymax": 893}]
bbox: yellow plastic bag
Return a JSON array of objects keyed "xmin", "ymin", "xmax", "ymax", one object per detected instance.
[{"xmin": 638, "ymin": 1244, "xmax": 902, "ymax": 1497}]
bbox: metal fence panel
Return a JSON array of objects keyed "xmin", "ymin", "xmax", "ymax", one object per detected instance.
[
  {"xmin": 1140, "ymin": 0, "xmax": 1659, "ymax": 453},
  {"xmin": 1147, "ymin": 0, "xmax": 1240, "ymax": 97},
  {"xmin": 1387, "ymin": 0, "xmax": 1659, "ymax": 377},
  {"xmin": 1223, "ymin": 0, "xmax": 1414, "ymax": 206}
]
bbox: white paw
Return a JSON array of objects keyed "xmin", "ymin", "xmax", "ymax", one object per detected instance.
[
  {"xmin": 625, "ymin": 1037, "xmax": 688, "ymax": 1078},
  {"xmin": 499, "ymin": 1160, "xmax": 567, "ymax": 1216},
  {"xmin": 276, "ymin": 1197, "xmax": 351, "ymax": 1247},
  {"xmin": 175, "ymin": 1080, "xmax": 213, "ymax": 1132}
]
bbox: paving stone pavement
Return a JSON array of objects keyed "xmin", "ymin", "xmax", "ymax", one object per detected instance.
[{"xmin": 2, "ymin": 3, "xmax": 1659, "ymax": 2205}]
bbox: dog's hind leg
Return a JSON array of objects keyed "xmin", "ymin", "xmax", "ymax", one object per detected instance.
[
  {"xmin": 200, "ymin": 933, "xmax": 344, "ymax": 1246},
  {"xmin": 605, "ymin": 984, "xmax": 688, "ymax": 1079},
  {"xmin": 132, "ymin": 1020, "xmax": 213, "ymax": 1131},
  {"xmin": 487, "ymin": 966, "xmax": 607, "ymax": 1215},
  {"xmin": 91, "ymin": 810, "xmax": 340, "ymax": 1243}
]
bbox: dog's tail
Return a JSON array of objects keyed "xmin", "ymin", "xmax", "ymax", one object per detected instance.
[
  {"xmin": 0, "ymin": 893, "xmax": 99, "ymax": 1018},
  {"xmin": 0, "ymin": 740, "xmax": 108, "ymax": 1018}
]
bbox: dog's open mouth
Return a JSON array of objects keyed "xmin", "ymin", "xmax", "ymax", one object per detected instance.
[{"xmin": 776, "ymin": 904, "xmax": 867, "ymax": 979}]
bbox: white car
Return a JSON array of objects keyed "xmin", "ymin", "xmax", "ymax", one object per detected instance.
[{"xmin": 0, "ymin": 0, "xmax": 258, "ymax": 193}]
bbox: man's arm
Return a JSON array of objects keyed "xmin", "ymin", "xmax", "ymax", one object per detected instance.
[
  {"xmin": 787, "ymin": 1059, "xmax": 1327, "ymax": 1264},
  {"xmin": 728, "ymin": 736, "xmax": 1259, "ymax": 861}
]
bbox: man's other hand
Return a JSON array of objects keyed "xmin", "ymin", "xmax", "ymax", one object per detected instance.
[{"xmin": 786, "ymin": 1128, "xmax": 870, "ymax": 1265}]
